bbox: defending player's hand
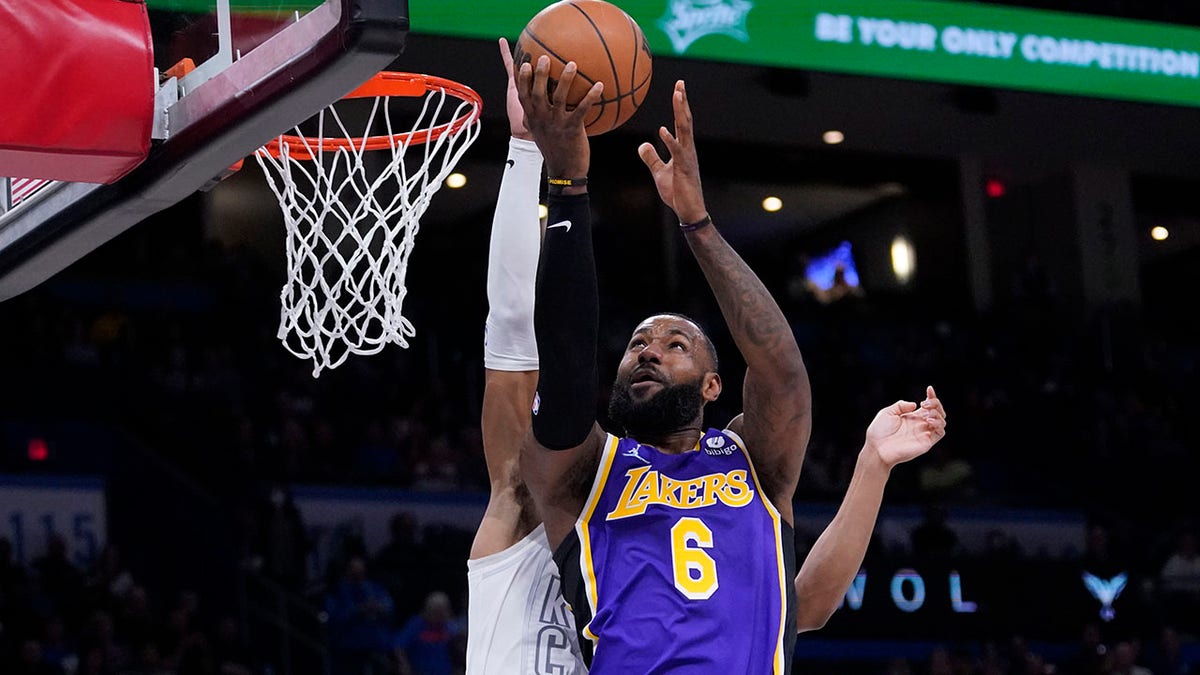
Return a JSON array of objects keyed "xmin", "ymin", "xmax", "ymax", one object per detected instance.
[
  {"xmin": 864, "ymin": 386, "xmax": 947, "ymax": 469},
  {"xmin": 637, "ymin": 80, "xmax": 708, "ymax": 225},
  {"xmin": 515, "ymin": 54, "xmax": 603, "ymax": 178},
  {"xmin": 498, "ymin": 38, "xmax": 532, "ymax": 141}
]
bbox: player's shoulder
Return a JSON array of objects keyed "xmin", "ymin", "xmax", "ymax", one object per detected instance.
[{"xmin": 725, "ymin": 413, "xmax": 745, "ymax": 438}]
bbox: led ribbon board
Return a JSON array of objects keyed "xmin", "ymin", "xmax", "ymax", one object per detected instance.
[{"xmin": 416, "ymin": 0, "xmax": 1200, "ymax": 109}]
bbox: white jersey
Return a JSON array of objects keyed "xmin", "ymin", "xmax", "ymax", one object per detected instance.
[{"xmin": 466, "ymin": 524, "xmax": 587, "ymax": 675}]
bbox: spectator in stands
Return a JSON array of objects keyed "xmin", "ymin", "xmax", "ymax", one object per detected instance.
[
  {"xmin": 395, "ymin": 591, "xmax": 459, "ymax": 675},
  {"xmin": 1083, "ymin": 523, "xmax": 1128, "ymax": 577},
  {"xmin": 1063, "ymin": 623, "xmax": 1107, "ymax": 675},
  {"xmin": 39, "ymin": 617, "xmax": 76, "ymax": 675},
  {"xmin": 0, "ymin": 537, "xmax": 27, "ymax": 590},
  {"xmin": 251, "ymin": 484, "xmax": 309, "ymax": 593},
  {"xmin": 325, "ymin": 556, "xmax": 395, "ymax": 675},
  {"xmin": 1145, "ymin": 626, "xmax": 1191, "ymax": 675},
  {"xmin": 410, "ymin": 435, "xmax": 460, "ymax": 492},
  {"xmin": 373, "ymin": 512, "xmax": 423, "ymax": 616},
  {"xmin": 1009, "ymin": 636, "xmax": 1056, "ymax": 675},
  {"xmin": 158, "ymin": 606, "xmax": 192, "ymax": 671},
  {"xmin": 983, "ymin": 528, "xmax": 1022, "ymax": 561},
  {"xmin": 175, "ymin": 631, "xmax": 216, "ymax": 675},
  {"xmin": 911, "ymin": 506, "xmax": 960, "ymax": 559},
  {"xmin": 352, "ymin": 420, "xmax": 402, "ymax": 482},
  {"xmin": 1159, "ymin": 531, "xmax": 1200, "ymax": 633},
  {"xmin": 32, "ymin": 535, "xmax": 84, "ymax": 622},
  {"xmin": 15, "ymin": 639, "xmax": 59, "ymax": 675},
  {"xmin": 212, "ymin": 616, "xmax": 254, "ymax": 675},
  {"xmin": 176, "ymin": 590, "xmax": 202, "ymax": 627},
  {"xmin": 81, "ymin": 610, "xmax": 128, "ymax": 673},
  {"xmin": 130, "ymin": 643, "xmax": 171, "ymax": 675},
  {"xmin": 0, "ymin": 537, "xmax": 32, "ymax": 636},
  {"xmin": 86, "ymin": 544, "xmax": 135, "ymax": 611},
  {"xmin": 1160, "ymin": 532, "xmax": 1200, "ymax": 597},
  {"xmin": 117, "ymin": 586, "xmax": 155, "ymax": 651},
  {"xmin": 1109, "ymin": 641, "xmax": 1152, "ymax": 675},
  {"xmin": 77, "ymin": 647, "xmax": 107, "ymax": 675},
  {"xmin": 929, "ymin": 646, "xmax": 954, "ymax": 675},
  {"xmin": 810, "ymin": 263, "xmax": 865, "ymax": 305},
  {"xmin": 325, "ymin": 530, "xmax": 371, "ymax": 590}
]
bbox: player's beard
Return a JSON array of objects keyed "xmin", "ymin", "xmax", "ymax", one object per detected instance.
[{"xmin": 608, "ymin": 375, "xmax": 705, "ymax": 439}]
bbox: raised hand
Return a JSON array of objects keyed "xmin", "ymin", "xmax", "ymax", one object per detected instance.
[
  {"xmin": 865, "ymin": 386, "xmax": 947, "ymax": 469},
  {"xmin": 637, "ymin": 80, "xmax": 708, "ymax": 225},
  {"xmin": 498, "ymin": 38, "xmax": 531, "ymax": 141},
  {"xmin": 514, "ymin": 54, "xmax": 603, "ymax": 178}
]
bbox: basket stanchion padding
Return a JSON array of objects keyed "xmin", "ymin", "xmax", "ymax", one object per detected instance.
[{"xmin": 0, "ymin": 0, "xmax": 153, "ymax": 183}]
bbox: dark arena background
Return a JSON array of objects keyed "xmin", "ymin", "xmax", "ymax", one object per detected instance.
[{"xmin": 3, "ymin": 0, "xmax": 1200, "ymax": 674}]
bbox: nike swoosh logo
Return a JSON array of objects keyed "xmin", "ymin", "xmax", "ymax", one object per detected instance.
[
  {"xmin": 547, "ymin": 220, "xmax": 572, "ymax": 232},
  {"xmin": 506, "ymin": 159, "xmax": 515, "ymax": 168}
]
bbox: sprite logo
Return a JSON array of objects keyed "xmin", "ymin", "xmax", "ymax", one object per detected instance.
[{"xmin": 658, "ymin": 0, "xmax": 754, "ymax": 54}]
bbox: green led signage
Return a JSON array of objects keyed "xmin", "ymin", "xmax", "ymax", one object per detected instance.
[{"xmin": 415, "ymin": 0, "xmax": 1200, "ymax": 108}]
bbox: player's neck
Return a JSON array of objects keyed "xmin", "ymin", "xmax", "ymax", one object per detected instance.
[{"xmin": 630, "ymin": 426, "xmax": 703, "ymax": 454}]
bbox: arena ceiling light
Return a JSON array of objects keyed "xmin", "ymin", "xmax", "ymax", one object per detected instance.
[
  {"xmin": 823, "ymin": 130, "xmax": 845, "ymax": 145},
  {"xmin": 446, "ymin": 172, "xmax": 467, "ymax": 189},
  {"xmin": 762, "ymin": 196, "xmax": 783, "ymax": 212},
  {"xmin": 891, "ymin": 236, "xmax": 915, "ymax": 283},
  {"xmin": 1151, "ymin": 226, "xmax": 1169, "ymax": 241}
]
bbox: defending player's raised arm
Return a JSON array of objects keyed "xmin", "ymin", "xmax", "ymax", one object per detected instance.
[
  {"xmin": 514, "ymin": 54, "xmax": 607, "ymax": 542},
  {"xmin": 794, "ymin": 388, "xmax": 946, "ymax": 632},
  {"xmin": 638, "ymin": 80, "xmax": 811, "ymax": 517},
  {"xmin": 474, "ymin": 39, "xmax": 546, "ymax": 560}
]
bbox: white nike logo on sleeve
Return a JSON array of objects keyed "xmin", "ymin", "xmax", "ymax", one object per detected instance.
[{"xmin": 547, "ymin": 220, "xmax": 572, "ymax": 232}]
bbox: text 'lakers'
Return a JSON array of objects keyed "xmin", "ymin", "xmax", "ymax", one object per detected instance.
[{"xmin": 607, "ymin": 466, "xmax": 753, "ymax": 520}]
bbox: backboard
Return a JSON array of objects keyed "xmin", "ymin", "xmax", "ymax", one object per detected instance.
[{"xmin": 0, "ymin": 0, "xmax": 409, "ymax": 301}]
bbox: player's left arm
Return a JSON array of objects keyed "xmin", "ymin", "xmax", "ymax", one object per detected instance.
[
  {"xmin": 638, "ymin": 80, "xmax": 810, "ymax": 518},
  {"xmin": 794, "ymin": 387, "xmax": 946, "ymax": 632}
]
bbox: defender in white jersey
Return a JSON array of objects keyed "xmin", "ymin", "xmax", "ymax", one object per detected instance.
[{"xmin": 465, "ymin": 39, "xmax": 586, "ymax": 675}]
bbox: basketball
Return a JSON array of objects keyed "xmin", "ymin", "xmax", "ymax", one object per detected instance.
[{"xmin": 515, "ymin": 0, "xmax": 652, "ymax": 136}]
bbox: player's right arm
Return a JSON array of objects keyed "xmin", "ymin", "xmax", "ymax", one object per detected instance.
[
  {"xmin": 795, "ymin": 388, "xmax": 946, "ymax": 632},
  {"xmin": 514, "ymin": 55, "xmax": 607, "ymax": 548},
  {"xmin": 472, "ymin": 39, "xmax": 546, "ymax": 561}
]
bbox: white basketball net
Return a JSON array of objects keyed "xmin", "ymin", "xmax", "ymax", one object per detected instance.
[{"xmin": 255, "ymin": 80, "xmax": 481, "ymax": 377}]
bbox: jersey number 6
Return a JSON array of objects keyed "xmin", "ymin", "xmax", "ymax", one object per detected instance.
[{"xmin": 671, "ymin": 517, "xmax": 718, "ymax": 600}]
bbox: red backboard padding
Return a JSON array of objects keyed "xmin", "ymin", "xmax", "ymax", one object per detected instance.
[{"xmin": 0, "ymin": 0, "xmax": 153, "ymax": 184}]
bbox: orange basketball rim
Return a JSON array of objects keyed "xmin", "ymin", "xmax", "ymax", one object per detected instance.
[{"xmin": 260, "ymin": 72, "xmax": 483, "ymax": 160}]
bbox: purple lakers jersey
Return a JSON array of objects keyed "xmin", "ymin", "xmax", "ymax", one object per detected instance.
[{"xmin": 572, "ymin": 428, "xmax": 794, "ymax": 673}]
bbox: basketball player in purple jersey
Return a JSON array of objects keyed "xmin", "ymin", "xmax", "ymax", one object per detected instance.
[
  {"xmin": 514, "ymin": 57, "xmax": 812, "ymax": 672},
  {"xmin": 499, "ymin": 52, "xmax": 945, "ymax": 667},
  {"xmin": 465, "ymin": 40, "xmax": 585, "ymax": 675}
]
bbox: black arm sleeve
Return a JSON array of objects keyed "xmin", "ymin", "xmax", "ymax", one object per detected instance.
[{"xmin": 531, "ymin": 192, "xmax": 599, "ymax": 450}]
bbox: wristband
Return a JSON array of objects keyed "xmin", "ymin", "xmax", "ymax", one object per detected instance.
[
  {"xmin": 680, "ymin": 214, "xmax": 712, "ymax": 232},
  {"xmin": 547, "ymin": 176, "xmax": 588, "ymax": 195}
]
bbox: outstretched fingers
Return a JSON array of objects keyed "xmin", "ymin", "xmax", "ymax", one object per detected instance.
[
  {"xmin": 637, "ymin": 142, "xmax": 666, "ymax": 173},
  {"xmin": 498, "ymin": 37, "xmax": 515, "ymax": 79},
  {"xmin": 920, "ymin": 386, "xmax": 946, "ymax": 422},
  {"xmin": 530, "ymin": 55, "xmax": 552, "ymax": 109},
  {"xmin": 568, "ymin": 80, "xmax": 605, "ymax": 125},
  {"xmin": 515, "ymin": 58, "xmax": 534, "ymax": 111},
  {"xmin": 551, "ymin": 61, "xmax": 579, "ymax": 108},
  {"xmin": 672, "ymin": 80, "xmax": 695, "ymax": 145},
  {"xmin": 514, "ymin": 55, "xmax": 547, "ymax": 112}
]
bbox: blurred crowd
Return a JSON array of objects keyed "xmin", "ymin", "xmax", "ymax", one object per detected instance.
[
  {"xmin": 0, "ymin": 536, "xmax": 253, "ymax": 675},
  {"xmin": 0, "ymin": 189, "xmax": 1196, "ymax": 675}
]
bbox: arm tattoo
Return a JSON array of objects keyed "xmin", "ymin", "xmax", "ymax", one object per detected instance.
[{"xmin": 685, "ymin": 226, "xmax": 802, "ymax": 371}]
